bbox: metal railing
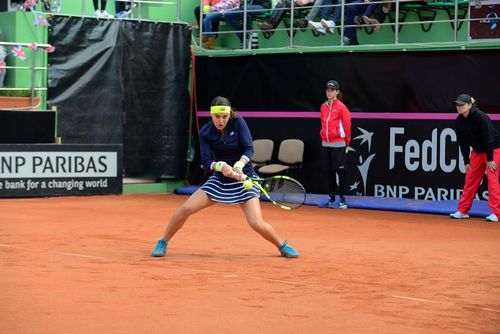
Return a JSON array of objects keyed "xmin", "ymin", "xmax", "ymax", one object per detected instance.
[
  {"xmin": 195, "ymin": 0, "xmax": 480, "ymax": 50},
  {"xmin": 80, "ymin": 0, "xmax": 181, "ymax": 21},
  {"xmin": 0, "ymin": 41, "xmax": 49, "ymax": 110}
]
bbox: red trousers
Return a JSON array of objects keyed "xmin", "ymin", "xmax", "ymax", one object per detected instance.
[{"xmin": 458, "ymin": 148, "xmax": 500, "ymax": 216}]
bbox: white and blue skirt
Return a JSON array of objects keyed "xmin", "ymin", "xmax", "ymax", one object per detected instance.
[{"xmin": 201, "ymin": 173, "xmax": 260, "ymax": 204}]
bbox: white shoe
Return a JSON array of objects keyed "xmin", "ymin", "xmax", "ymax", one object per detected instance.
[
  {"xmin": 450, "ymin": 211, "xmax": 469, "ymax": 219},
  {"xmin": 320, "ymin": 19, "xmax": 336, "ymax": 34},
  {"xmin": 94, "ymin": 9, "xmax": 103, "ymax": 17},
  {"xmin": 101, "ymin": 10, "xmax": 113, "ymax": 18},
  {"xmin": 308, "ymin": 21, "xmax": 326, "ymax": 34},
  {"xmin": 485, "ymin": 214, "xmax": 498, "ymax": 222}
]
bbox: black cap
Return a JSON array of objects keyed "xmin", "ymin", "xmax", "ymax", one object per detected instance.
[
  {"xmin": 326, "ymin": 80, "xmax": 339, "ymax": 90},
  {"xmin": 453, "ymin": 94, "xmax": 472, "ymax": 105}
]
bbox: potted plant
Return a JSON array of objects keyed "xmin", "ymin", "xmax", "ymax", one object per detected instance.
[{"xmin": 0, "ymin": 89, "xmax": 41, "ymax": 110}]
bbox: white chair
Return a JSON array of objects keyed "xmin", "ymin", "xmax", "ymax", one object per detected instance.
[
  {"xmin": 257, "ymin": 139, "xmax": 304, "ymax": 175},
  {"xmin": 251, "ymin": 139, "xmax": 274, "ymax": 168}
]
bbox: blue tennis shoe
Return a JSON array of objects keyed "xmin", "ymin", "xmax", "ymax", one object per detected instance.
[
  {"xmin": 338, "ymin": 198, "xmax": 347, "ymax": 209},
  {"xmin": 279, "ymin": 240, "xmax": 299, "ymax": 258},
  {"xmin": 151, "ymin": 239, "xmax": 167, "ymax": 257}
]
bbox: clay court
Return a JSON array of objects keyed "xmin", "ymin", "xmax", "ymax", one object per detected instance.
[{"xmin": 1, "ymin": 194, "xmax": 500, "ymax": 333}]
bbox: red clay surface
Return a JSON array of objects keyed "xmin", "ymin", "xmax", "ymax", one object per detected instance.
[{"xmin": 1, "ymin": 194, "xmax": 500, "ymax": 334}]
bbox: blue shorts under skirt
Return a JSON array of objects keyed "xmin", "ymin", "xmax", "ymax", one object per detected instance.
[{"xmin": 201, "ymin": 173, "xmax": 260, "ymax": 204}]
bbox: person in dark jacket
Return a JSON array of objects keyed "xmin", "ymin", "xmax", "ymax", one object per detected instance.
[{"xmin": 450, "ymin": 93, "xmax": 500, "ymax": 222}]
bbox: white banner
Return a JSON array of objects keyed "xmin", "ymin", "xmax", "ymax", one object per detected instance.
[{"xmin": 0, "ymin": 152, "xmax": 118, "ymax": 178}]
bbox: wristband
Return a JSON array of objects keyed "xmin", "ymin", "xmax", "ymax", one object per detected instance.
[
  {"xmin": 233, "ymin": 161, "xmax": 245, "ymax": 170},
  {"xmin": 214, "ymin": 161, "xmax": 225, "ymax": 172}
]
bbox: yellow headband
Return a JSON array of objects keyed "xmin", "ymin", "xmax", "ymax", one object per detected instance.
[{"xmin": 210, "ymin": 105, "xmax": 231, "ymax": 114}]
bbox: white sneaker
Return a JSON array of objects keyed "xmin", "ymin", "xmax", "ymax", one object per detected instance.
[
  {"xmin": 94, "ymin": 9, "xmax": 103, "ymax": 17},
  {"xmin": 101, "ymin": 10, "xmax": 113, "ymax": 18},
  {"xmin": 320, "ymin": 19, "xmax": 336, "ymax": 34},
  {"xmin": 308, "ymin": 21, "xmax": 326, "ymax": 34},
  {"xmin": 450, "ymin": 211, "xmax": 469, "ymax": 219},
  {"xmin": 485, "ymin": 214, "xmax": 498, "ymax": 222}
]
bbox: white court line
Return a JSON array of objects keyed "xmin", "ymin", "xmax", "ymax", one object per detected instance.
[
  {"xmin": 1, "ymin": 243, "xmax": 107, "ymax": 260},
  {"xmin": 390, "ymin": 295, "xmax": 452, "ymax": 305},
  {"xmin": 252, "ymin": 276, "xmax": 305, "ymax": 286},
  {"xmin": 390, "ymin": 295, "xmax": 500, "ymax": 313},
  {"xmin": 481, "ymin": 307, "xmax": 500, "ymax": 313},
  {"xmin": 58, "ymin": 252, "xmax": 108, "ymax": 260},
  {"xmin": 0, "ymin": 244, "xmax": 21, "ymax": 248}
]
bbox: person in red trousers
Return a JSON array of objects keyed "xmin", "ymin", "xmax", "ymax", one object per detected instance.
[{"xmin": 450, "ymin": 93, "xmax": 500, "ymax": 222}]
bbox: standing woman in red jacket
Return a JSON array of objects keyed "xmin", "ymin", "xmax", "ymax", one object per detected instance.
[{"xmin": 319, "ymin": 80, "xmax": 352, "ymax": 208}]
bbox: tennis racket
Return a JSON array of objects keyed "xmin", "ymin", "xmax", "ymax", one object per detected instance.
[{"xmin": 242, "ymin": 175, "xmax": 306, "ymax": 210}]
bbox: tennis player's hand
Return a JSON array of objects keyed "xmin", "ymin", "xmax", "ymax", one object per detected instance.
[
  {"xmin": 487, "ymin": 161, "xmax": 497, "ymax": 172},
  {"xmin": 221, "ymin": 163, "xmax": 241, "ymax": 180},
  {"xmin": 231, "ymin": 161, "xmax": 245, "ymax": 180}
]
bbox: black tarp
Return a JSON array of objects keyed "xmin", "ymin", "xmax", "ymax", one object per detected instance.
[
  {"xmin": 195, "ymin": 50, "xmax": 500, "ymax": 113},
  {"xmin": 48, "ymin": 16, "xmax": 191, "ymax": 178}
]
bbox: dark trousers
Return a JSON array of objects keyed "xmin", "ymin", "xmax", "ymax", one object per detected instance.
[
  {"xmin": 115, "ymin": 0, "xmax": 128, "ymax": 12},
  {"xmin": 93, "ymin": 0, "xmax": 107, "ymax": 10},
  {"xmin": 327, "ymin": 170, "xmax": 347, "ymax": 199}
]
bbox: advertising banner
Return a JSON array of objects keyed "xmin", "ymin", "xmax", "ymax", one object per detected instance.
[
  {"xmin": 0, "ymin": 144, "xmax": 123, "ymax": 197},
  {"xmin": 345, "ymin": 117, "xmax": 484, "ymax": 201},
  {"xmin": 198, "ymin": 112, "xmax": 499, "ymax": 200},
  {"xmin": 469, "ymin": 0, "xmax": 500, "ymax": 41}
]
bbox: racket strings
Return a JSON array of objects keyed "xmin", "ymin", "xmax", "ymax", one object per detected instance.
[{"xmin": 264, "ymin": 178, "xmax": 306, "ymax": 209}]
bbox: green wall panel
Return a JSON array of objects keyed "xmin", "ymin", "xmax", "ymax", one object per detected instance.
[{"xmin": 0, "ymin": 11, "xmax": 48, "ymax": 109}]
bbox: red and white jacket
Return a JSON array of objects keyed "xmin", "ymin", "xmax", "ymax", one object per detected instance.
[{"xmin": 319, "ymin": 99, "xmax": 351, "ymax": 146}]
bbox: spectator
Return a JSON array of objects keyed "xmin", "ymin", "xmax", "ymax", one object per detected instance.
[
  {"xmin": 92, "ymin": 0, "xmax": 112, "ymax": 17},
  {"xmin": 115, "ymin": 0, "xmax": 130, "ymax": 18},
  {"xmin": 353, "ymin": 0, "xmax": 384, "ymax": 32},
  {"xmin": 201, "ymin": 0, "xmax": 240, "ymax": 48},
  {"xmin": 450, "ymin": 94, "xmax": 500, "ymax": 222},
  {"xmin": 223, "ymin": 0, "xmax": 271, "ymax": 48},
  {"xmin": 194, "ymin": 1, "xmax": 221, "ymax": 44},
  {"xmin": 257, "ymin": 0, "xmax": 314, "ymax": 36},
  {"xmin": 342, "ymin": 0, "xmax": 367, "ymax": 45},
  {"xmin": 304, "ymin": 0, "xmax": 342, "ymax": 34}
]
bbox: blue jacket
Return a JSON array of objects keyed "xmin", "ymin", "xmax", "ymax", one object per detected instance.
[{"xmin": 199, "ymin": 116, "xmax": 256, "ymax": 176}]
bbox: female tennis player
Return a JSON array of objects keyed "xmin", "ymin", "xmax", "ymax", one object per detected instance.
[
  {"xmin": 151, "ymin": 96, "xmax": 299, "ymax": 257},
  {"xmin": 449, "ymin": 93, "xmax": 500, "ymax": 222}
]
